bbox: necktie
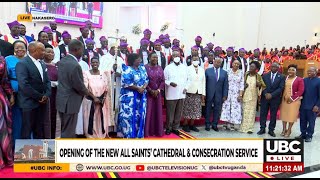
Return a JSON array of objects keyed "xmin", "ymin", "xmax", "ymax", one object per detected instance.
[
  {"xmin": 215, "ymin": 68, "xmax": 219, "ymax": 81},
  {"xmin": 271, "ymin": 73, "xmax": 275, "ymax": 84}
]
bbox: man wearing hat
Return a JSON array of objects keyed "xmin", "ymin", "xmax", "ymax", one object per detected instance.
[
  {"xmin": 43, "ymin": 26, "xmax": 58, "ymax": 47},
  {"xmin": 185, "ymin": 46, "xmax": 203, "ymax": 67},
  {"xmin": 1, "ymin": 20, "xmax": 28, "ymax": 45},
  {"xmin": 214, "ymin": 46, "xmax": 223, "ymax": 58},
  {"xmin": 194, "ymin": 36, "xmax": 203, "ymax": 58},
  {"xmin": 49, "ymin": 22, "xmax": 61, "ymax": 45},
  {"xmin": 85, "ymin": 20, "xmax": 95, "ymax": 40},
  {"xmin": 222, "ymin": 47, "xmax": 236, "ymax": 72},
  {"xmin": 137, "ymin": 38, "xmax": 151, "ymax": 65},
  {"xmin": 77, "ymin": 26, "xmax": 90, "ymax": 49},
  {"xmin": 207, "ymin": 42, "xmax": 214, "ymax": 53},
  {"xmin": 250, "ymin": 48, "xmax": 265, "ymax": 75},
  {"xmin": 82, "ymin": 38, "xmax": 100, "ymax": 66},
  {"xmin": 53, "ymin": 31, "xmax": 72, "ymax": 63},
  {"xmin": 99, "ymin": 43, "xmax": 124, "ymax": 126},
  {"xmin": 120, "ymin": 36, "xmax": 133, "ymax": 54},
  {"xmin": 202, "ymin": 46, "xmax": 210, "ymax": 63},
  {"xmin": 118, "ymin": 42, "xmax": 130, "ymax": 65},
  {"xmin": 172, "ymin": 39, "xmax": 184, "ymax": 58},
  {"xmin": 153, "ymin": 39, "xmax": 167, "ymax": 70},
  {"xmin": 96, "ymin": 36, "xmax": 108, "ymax": 56},
  {"xmin": 161, "ymin": 38, "xmax": 172, "ymax": 66},
  {"xmin": 143, "ymin": 28, "xmax": 154, "ymax": 51},
  {"xmin": 234, "ymin": 48, "xmax": 250, "ymax": 74}
]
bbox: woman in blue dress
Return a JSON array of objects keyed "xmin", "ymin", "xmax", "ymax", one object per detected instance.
[
  {"xmin": 5, "ymin": 40, "xmax": 26, "ymax": 148},
  {"xmin": 117, "ymin": 53, "xmax": 149, "ymax": 138}
]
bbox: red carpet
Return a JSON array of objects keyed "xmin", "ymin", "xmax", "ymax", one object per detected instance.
[{"xmin": 0, "ymin": 166, "xmax": 98, "ymax": 178}]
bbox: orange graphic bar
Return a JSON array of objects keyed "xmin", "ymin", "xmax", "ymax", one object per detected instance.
[{"xmin": 14, "ymin": 163, "xmax": 70, "ymax": 172}]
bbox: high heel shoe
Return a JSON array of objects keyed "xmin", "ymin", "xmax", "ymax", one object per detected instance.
[
  {"xmin": 284, "ymin": 130, "xmax": 291, "ymax": 137},
  {"xmin": 280, "ymin": 130, "xmax": 286, "ymax": 136}
]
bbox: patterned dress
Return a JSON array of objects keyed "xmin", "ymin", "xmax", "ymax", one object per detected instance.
[
  {"xmin": 239, "ymin": 73, "xmax": 266, "ymax": 133},
  {"xmin": 5, "ymin": 55, "xmax": 22, "ymax": 147},
  {"xmin": 220, "ymin": 69, "xmax": 244, "ymax": 125},
  {"xmin": 117, "ymin": 64, "xmax": 149, "ymax": 138},
  {"xmin": 0, "ymin": 57, "xmax": 13, "ymax": 169},
  {"xmin": 239, "ymin": 75, "xmax": 257, "ymax": 133}
]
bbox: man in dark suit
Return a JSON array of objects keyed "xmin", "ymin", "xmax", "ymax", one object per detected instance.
[
  {"xmin": 16, "ymin": 42, "xmax": 51, "ymax": 139},
  {"xmin": 153, "ymin": 39, "xmax": 166, "ymax": 69},
  {"xmin": 77, "ymin": 26, "xmax": 90, "ymax": 50},
  {"xmin": 56, "ymin": 39, "xmax": 99, "ymax": 138},
  {"xmin": 258, "ymin": 62, "xmax": 285, "ymax": 137},
  {"xmin": 205, "ymin": 57, "xmax": 228, "ymax": 131},
  {"xmin": 296, "ymin": 67, "xmax": 320, "ymax": 142}
]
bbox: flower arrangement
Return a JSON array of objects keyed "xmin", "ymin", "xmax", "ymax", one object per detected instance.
[
  {"xmin": 160, "ymin": 22, "xmax": 170, "ymax": 33},
  {"xmin": 132, "ymin": 24, "xmax": 142, "ymax": 35}
]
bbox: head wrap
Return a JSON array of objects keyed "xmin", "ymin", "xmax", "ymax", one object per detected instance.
[
  {"xmin": 61, "ymin": 31, "xmax": 71, "ymax": 38},
  {"xmin": 143, "ymin": 28, "xmax": 152, "ymax": 35},
  {"xmin": 85, "ymin": 38, "xmax": 95, "ymax": 44},
  {"xmin": 195, "ymin": 36, "xmax": 202, "ymax": 41}
]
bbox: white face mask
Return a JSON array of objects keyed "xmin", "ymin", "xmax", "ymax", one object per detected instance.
[
  {"xmin": 192, "ymin": 60, "xmax": 199, "ymax": 66},
  {"xmin": 173, "ymin": 57, "xmax": 180, "ymax": 63}
]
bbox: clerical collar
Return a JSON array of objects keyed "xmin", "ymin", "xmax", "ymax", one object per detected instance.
[
  {"xmin": 11, "ymin": 34, "xmax": 19, "ymax": 39},
  {"xmin": 208, "ymin": 61, "xmax": 213, "ymax": 64}
]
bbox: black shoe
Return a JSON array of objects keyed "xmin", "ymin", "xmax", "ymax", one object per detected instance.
[
  {"xmin": 268, "ymin": 131, "xmax": 276, "ymax": 137},
  {"xmin": 247, "ymin": 131, "xmax": 253, "ymax": 134},
  {"xmin": 165, "ymin": 129, "xmax": 171, "ymax": 135},
  {"xmin": 257, "ymin": 129, "xmax": 266, "ymax": 135},
  {"xmin": 305, "ymin": 138, "xmax": 312, "ymax": 142},
  {"xmin": 295, "ymin": 134, "xmax": 306, "ymax": 139},
  {"xmin": 182, "ymin": 125, "xmax": 190, "ymax": 132},
  {"xmin": 205, "ymin": 126, "xmax": 210, "ymax": 131},
  {"xmin": 190, "ymin": 126, "xmax": 200, "ymax": 132},
  {"xmin": 172, "ymin": 129, "xmax": 181, "ymax": 135},
  {"xmin": 212, "ymin": 126, "xmax": 219, "ymax": 132}
]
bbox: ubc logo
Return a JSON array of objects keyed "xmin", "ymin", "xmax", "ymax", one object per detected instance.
[
  {"xmin": 266, "ymin": 140, "xmax": 301, "ymax": 153},
  {"xmin": 263, "ymin": 139, "xmax": 304, "ymax": 163}
]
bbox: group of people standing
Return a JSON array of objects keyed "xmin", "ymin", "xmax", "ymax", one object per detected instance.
[{"xmin": 0, "ymin": 19, "xmax": 319, "ymax": 170}]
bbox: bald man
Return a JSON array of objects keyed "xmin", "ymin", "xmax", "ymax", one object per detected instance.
[
  {"xmin": 16, "ymin": 41, "xmax": 51, "ymax": 139},
  {"xmin": 297, "ymin": 67, "xmax": 320, "ymax": 142}
]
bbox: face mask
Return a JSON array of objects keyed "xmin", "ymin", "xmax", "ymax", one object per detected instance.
[
  {"xmin": 173, "ymin": 57, "xmax": 180, "ymax": 63},
  {"xmin": 192, "ymin": 60, "xmax": 199, "ymax": 66}
]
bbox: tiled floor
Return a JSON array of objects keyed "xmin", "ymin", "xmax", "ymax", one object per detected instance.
[{"xmin": 184, "ymin": 118, "xmax": 320, "ymax": 178}]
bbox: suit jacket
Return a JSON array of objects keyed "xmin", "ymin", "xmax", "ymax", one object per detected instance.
[
  {"xmin": 56, "ymin": 55, "xmax": 89, "ymax": 114},
  {"xmin": 205, "ymin": 67, "xmax": 228, "ymax": 103},
  {"xmin": 261, "ymin": 72, "xmax": 285, "ymax": 101},
  {"xmin": 301, "ymin": 77, "xmax": 320, "ymax": 110},
  {"xmin": 286, "ymin": 76, "xmax": 304, "ymax": 101},
  {"xmin": 15, "ymin": 56, "xmax": 51, "ymax": 109}
]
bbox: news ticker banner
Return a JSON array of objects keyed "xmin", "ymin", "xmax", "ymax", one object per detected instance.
[{"xmin": 14, "ymin": 139, "xmax": 304, "ymax": 173}]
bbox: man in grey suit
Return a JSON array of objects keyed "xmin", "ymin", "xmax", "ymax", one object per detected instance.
[
  {"xmin": 204, "ymin": 57, "xmax": 228, "ymax": 132},
  {"xmin": 56, "ymin": 39, "xmax": 99, "ymax": 138}
]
